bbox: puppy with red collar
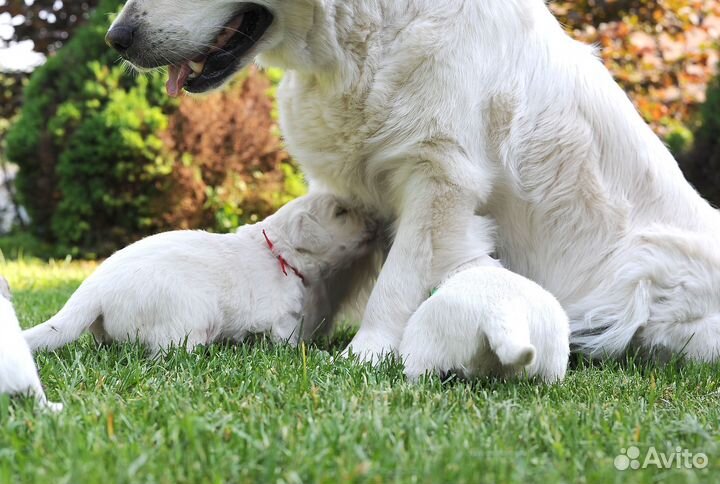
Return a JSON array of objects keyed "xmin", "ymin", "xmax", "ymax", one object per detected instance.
[
  {"xmin": 24, "ymin": 194, "xmax": 376, "ymax": 354},
  {"xmin": 1, "ymin": 275, "xmax": 62, "ymax": 411}
]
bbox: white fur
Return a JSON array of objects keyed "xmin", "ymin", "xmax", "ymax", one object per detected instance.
[
  {"xmin": 114, "ymin": 0, "xmax": 720, "ymax": 363},
  {"xmin": 400, "ymin": 264, "xmax": 570, "ymax": 383},
  {"xmin": 0, "ymin": 277, "xmax": 62, "ymax": 411},
  {"xmin": 24, "ymin": 194, "xmax": 375, "ymax": 354}
]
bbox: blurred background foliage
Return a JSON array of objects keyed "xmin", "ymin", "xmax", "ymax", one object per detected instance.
[
  {"xmin": 550, "ymin": 0, "xmax": 720, "ymax": 209},
  {"xmin": 1, "ymin": 0, "xmax": 303, "ymax": 257},
  {"xmin": 552, "ymin": 0, "xmax": 720, "ymax": 146},
  {"xmin": 0, "ymin": 0, "xmax": 719, "ymax": 257},
  {"xmin": 1, "ymin": 0, "xmax": 98, "ymax": 54}
]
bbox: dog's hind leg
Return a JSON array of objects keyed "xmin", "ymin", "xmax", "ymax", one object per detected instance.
[
  {"xmin": 634, "ymin": 315, "xmax": 720, "ymax": 362},
  {"xmin": 611, "ymin": 229, "xmax": 720, "ymax": 362}
]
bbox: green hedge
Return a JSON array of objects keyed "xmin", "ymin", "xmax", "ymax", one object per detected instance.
[
  {"xmin": 6, "ymin": 0, "xmax": 302, "ymax": 257},
  {"xmin": 6, "ymin": 0, "xmax": 174, "ymax": 254}
]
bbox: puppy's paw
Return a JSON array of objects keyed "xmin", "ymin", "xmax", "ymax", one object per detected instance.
[
  {"xmin": 35, "ymin": 391, "xmax": 63, "ymax": 413},
  {"xmin": 403, "ymin": 361, "xmax": 445, "ymax": 382},
  {"xmin": 399, "ymin": 323, "xmax": 456, "ymax": 382},
  {"xmin": 401, "ymin": 353, "xmax": 427, "ymax": 381},
  {"xmin": 43, "ymin": 401, "xmax": 64, "ymax": 413}
]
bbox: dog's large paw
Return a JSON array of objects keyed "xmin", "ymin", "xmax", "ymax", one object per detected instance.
[{"xmin": 340, "ymin": 331, "xmax": 397, "ymax": 365}]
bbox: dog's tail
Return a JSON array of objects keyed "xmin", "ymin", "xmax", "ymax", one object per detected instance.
[{"xmin": 23, "ymin": 278, "xmax": 101, "ymax": 352}]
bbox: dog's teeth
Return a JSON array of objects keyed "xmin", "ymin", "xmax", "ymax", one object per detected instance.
[{"xmin": 188, "ymin": 61, "xmax": 205, "ymax": 74}]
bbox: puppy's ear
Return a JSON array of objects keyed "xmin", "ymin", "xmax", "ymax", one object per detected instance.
[{"xmin": 288, "ymin": 213, "xmax": 332, "ymax": 255}]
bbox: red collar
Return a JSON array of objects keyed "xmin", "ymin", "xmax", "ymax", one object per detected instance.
[{"xmin": 263, "ymin": 229, "xmax": 306, "ymax": 284}]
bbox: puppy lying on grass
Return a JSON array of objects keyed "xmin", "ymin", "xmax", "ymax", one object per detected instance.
[
  {"xmin": 25, "ymin": 194, "xmax": 376, "ymax": 354},
  {"xmin": 400, "ymin": 264, "xmax": 570, "ymax": 383},
  {"xmin": 0, "ymin": 275, "xmax": 63, "ymax": 411}
]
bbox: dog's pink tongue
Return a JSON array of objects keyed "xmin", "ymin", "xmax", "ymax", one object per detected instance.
[{"xmin": 166, "ymin": 64, "xmax": 192, "ymax": 97}]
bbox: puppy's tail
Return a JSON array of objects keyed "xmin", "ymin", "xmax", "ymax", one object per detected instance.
[
  {"xmin": 493, "ymin": 340, "xmax": 537, "ymax": 368},
  {"xmin": 23, "ymin": 278, "xmax": 101, "ymax": 352}
]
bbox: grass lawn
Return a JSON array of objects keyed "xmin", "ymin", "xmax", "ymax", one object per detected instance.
[{"xmin": 1, "ymin": 257, "xmax": 719, "ymax": 484}]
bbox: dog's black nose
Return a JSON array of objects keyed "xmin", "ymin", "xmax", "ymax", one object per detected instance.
[{"xmin": 105, "ymin": 26, "xmax": 135, "ymax": 52}]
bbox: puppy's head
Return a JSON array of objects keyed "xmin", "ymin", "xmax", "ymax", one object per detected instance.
[
  {"xmin": 106, "ymin": 0, "xmax": 319, "ymax": 96},
  {"xmin": 271, "ymin": 193, "xmax": 378, "ymax": 277},
  {"xmin": 0, "ymin": 275, "xmax": 11, "ymax": 301}
]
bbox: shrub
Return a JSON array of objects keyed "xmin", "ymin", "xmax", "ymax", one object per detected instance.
[
  {"xmin": 6, "ymin": 0, "xmax": 303, "ymax": 256},
  {"xmin": 6, "ymin": 0, "xmax": 172, "ymax": 253},
  {"xmin": 160, "ymin": 68, "xmax": 305, "ymax": 232},
  {"xmin": 679, "ymin": 75, "xmax": 720, "ymax": 206}
]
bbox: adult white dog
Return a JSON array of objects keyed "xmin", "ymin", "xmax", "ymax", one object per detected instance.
[
  {"xmin": 0, "ymin": 276, "xmax": 63, "ymax": 411},
  {"xmin": 24, "ymin": 194, "xmax": 376, "ymax": 354},
  {"xmin": 107, "ymin": 0, "xmax": 720, "ymax": 363}
]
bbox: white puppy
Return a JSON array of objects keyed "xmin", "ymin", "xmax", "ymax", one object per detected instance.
[
  {"xmin": 0, "ymin": 276, "xmax": 63, "ymax": 411},
  {"xmin": 400, "ymin": 264, "xmax": 570, "ymax": 383},
  {"xmin": 24, "ymin": 194, "xmax": 376, "ymax": 354}
]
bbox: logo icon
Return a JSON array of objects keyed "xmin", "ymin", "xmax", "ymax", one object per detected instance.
[
  {"xmin": 614, "ymin": 446, "xmax": 708, "ymax": 471},
  {"xmin": 614, "ymin": 447, "xmax": 642, "ymax": 471}
]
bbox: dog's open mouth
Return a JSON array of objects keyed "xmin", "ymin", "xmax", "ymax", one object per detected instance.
[{"xmin": 166, "ymin": 4, "xmax": 273, "ymax": 97}]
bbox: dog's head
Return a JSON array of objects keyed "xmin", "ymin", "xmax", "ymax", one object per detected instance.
[
  {"xmin": 106, "ymin": 0, "xmax": 320, "ymax": 96},
  {"xmin": 270, "ymin": 193, "xmax": 379, "ymax": 277}
]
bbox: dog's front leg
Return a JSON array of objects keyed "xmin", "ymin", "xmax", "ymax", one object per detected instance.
[{"xmin": 343, "ymin": 168, "xmax": 492, "ymax": 363}]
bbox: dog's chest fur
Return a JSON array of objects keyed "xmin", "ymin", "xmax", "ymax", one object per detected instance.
[
  {"xmin": 279, "ymin": 75, "xmax": 384, "ymax": 208},
  {"xmin": 275, "ymin": 2, "xmax": 484, "ymax": 218}
]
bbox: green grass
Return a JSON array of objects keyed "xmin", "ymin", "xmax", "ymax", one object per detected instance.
[{"xmin": 1, "ymin": 258, "xmax": 719, "ymax": 484}]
